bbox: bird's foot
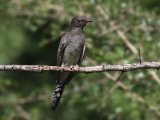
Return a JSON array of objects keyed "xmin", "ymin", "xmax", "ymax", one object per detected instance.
[
  {"xmin": 69, "ymin": 65, "xmax": 80, "ymax": 72},
  {"xmin": 61, "ymin": 64, "xmax": 65, "ymax": 72}
]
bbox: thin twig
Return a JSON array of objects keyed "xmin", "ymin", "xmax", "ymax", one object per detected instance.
[
  {"xmin": 138, "ymin": 48, "xmax": 142, "ymax": 64},
  {"xmin": 116, "ymin": 71, "xmax": 125, "ymax": 82}
]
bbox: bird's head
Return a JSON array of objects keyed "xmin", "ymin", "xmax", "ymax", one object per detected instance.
[{"xmin": 71, "ymin": 16, "xmax": 92, "ymax": 29}]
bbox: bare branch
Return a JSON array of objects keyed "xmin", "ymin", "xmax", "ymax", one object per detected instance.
[
  {"xmin": 0, "ymin": 62, "xmax": 160, "ymax": 73},
  {"xmin": 117, "ymin": 28, "xmax": 160, "ymax": 84}
]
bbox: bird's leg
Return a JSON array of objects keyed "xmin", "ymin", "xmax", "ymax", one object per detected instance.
[
  {"xmin": 69, "ymin": 65, "xmax": 80, "ymax": 72},
  {"xmin": 61, "ymin": 64, "xmax": 65, "ymax": 72}
]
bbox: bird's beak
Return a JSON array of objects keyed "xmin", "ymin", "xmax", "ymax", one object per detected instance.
[
  {"xmin": 86, "ymin": 18, "xmax": 92, "ymax": 22},
  {"xmin": 87, "ymin": 20, "xmax": 92, "ymax": 22}
]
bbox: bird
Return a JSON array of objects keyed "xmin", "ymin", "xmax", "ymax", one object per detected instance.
[{"xmin": 51, "ymin": 16, "xmax": 92, "ymax": 111}]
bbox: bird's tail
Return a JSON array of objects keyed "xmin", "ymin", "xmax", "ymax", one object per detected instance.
[{"xmin": 51, "ymin": 84, "xmax": 64, "ymax": 111}]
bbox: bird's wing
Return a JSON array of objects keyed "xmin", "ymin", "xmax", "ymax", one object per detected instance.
[
  {"xmin": 56, "ymin": 33, "xmax": 67, "ymax": 66},
  {"xmin": 78, "ymin": 44, "xmax": 86, "ymax": 64},
  {"xmin": 78, "ymin": 37, "xmax": 86, "ymax": 65}
]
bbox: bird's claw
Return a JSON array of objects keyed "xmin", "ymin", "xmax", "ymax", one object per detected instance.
[
  {"xmin": 69, "ymin": 65, "xmax": 80, "ymax": 72},
  {"xmin": 61, "ymin": 64, "xmax": 65, "ymax": 72}
]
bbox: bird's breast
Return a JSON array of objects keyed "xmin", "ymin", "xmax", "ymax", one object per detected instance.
[
  {"xmin": 66, "ymin": 41, "xmax": 83, "ymax": 54},
  {"xmin": 63, "ymin": 38, "xmax": 85, "ymax": 65}
]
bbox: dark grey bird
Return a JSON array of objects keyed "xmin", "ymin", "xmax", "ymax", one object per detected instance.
[{"xmin": 51, "ymin": 16, "xmax": 92, "ymax": 111}]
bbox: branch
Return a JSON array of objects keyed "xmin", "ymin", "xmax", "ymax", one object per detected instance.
[{"xmin": 0, "ymin": 61, "xmax": 160, "ymax": 73}]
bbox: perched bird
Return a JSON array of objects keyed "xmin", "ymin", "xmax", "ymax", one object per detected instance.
[{"xmin": 51, "ymin": 16, "xmax": 92, "ymax": 111}]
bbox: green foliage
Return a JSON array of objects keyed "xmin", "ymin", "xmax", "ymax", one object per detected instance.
[{"xmin": 0, "ymin": 0, "xmax": 160, "ymax": 119}]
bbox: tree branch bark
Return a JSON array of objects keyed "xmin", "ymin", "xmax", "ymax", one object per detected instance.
[{"xmin": 0, "ymin": 61, "xmax": 160, "ymax": 73}]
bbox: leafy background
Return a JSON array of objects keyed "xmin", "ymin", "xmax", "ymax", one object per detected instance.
[{"xmin": 0, "ymin": 0, "xmax": 160, "ymax": 120}]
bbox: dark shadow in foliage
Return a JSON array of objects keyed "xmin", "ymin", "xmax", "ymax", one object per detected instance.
[
  {"xmin": 139, "ymin": 0, "xmax": 160, "ymax": 14},
  {"xmin": 2, "ymin": 17, "xmax": 63, "ymax": 96}
]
